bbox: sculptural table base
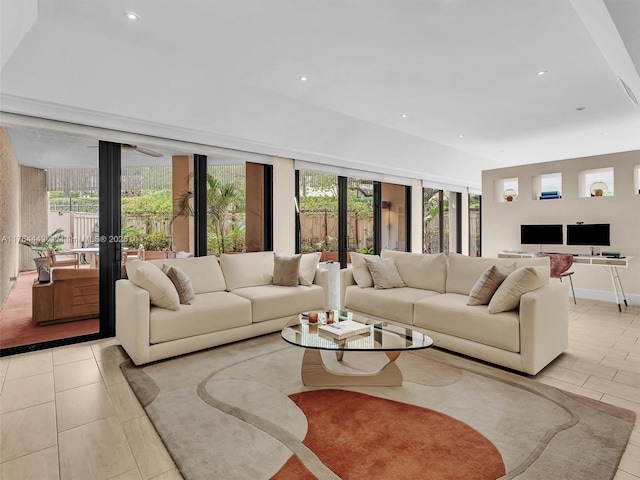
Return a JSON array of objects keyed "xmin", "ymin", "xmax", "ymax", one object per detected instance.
[{"xmin": 300, "ymin": 348, "xmax": 403, "ymax": 387}]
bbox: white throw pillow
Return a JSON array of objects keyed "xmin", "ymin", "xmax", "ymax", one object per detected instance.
[
  {"xmin": 487, "ymin": 266, "xmax": 548, "ymax": 313},
  {"xmin": 467, "ymin": 263, "xmax": 516, "ymax": 306},
  {"xmin": 350, "ymin": 252, "xmax": 375, "ymax": 288},
  {"xmin": 128, "ymin": 261, "xmax": 180, "ymax": 311},
  {"xmin": 364, "ymin": 256, "xmax": 406, "ymax": 289},
  {"xmin": 299, "ymin": 252, "xmax": 321, "ymax": 286}
]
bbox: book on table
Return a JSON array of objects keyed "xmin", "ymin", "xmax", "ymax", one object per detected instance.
[{"xmin": 318, "ymin": 320, "xmax": 371, "ymax": 340}]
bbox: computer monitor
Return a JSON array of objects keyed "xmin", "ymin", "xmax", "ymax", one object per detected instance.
[
  {"xmin": 520, "ymin": 224, "xmax": 563, "ymax": 245},
  {"xmin": 566, "ymin": 224, "xmax": 610, "ymax": 246}
]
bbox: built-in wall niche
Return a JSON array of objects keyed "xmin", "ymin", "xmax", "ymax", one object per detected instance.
[
  {"xmin": 494, "ymin": 177, "xmax": 518, "ymax": 203},
  {"xmin": 578, "ymin": 167, "xmax": 614, "ymax": 198},
  {"xmin": 532, "ymin": 172, "xmax": 562, "ymax": 200}
]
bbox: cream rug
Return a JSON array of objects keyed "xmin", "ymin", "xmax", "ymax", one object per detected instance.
[{"xmin": 121, "ymin": 334, "xmax": 635, "ymax": 480}]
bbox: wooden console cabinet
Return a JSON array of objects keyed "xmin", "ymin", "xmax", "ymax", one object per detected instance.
[{"xmin": 32, "ymin": 268, "xmax": 99, "ymax": 325}]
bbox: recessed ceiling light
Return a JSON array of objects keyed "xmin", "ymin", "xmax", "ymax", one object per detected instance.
[
  {"xmin": 400, "ymin": 113, "xmax": 408, "ymax": 118},
  {"xmin": 603, "ymin": 132, "xmax": 609, "ymax": 135},
  {"xmin": 299, "ymin": 76, "xmax": 308, "ymax": 82},
  {"xmin": 458, "ymin": 134, "xmax": 464, "ymax": 138},
  {"xmin": 536, "ymin": 70, "xmax": 548, "ymax": 76},
  {"xmin": 124, "ymin": 11, "xmax": 140, "ymax": 20}
]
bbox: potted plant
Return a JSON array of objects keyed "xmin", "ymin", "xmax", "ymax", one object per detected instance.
[{"xmin": 19, "ymin": 227, "xmax": 66, "ymax": 271}]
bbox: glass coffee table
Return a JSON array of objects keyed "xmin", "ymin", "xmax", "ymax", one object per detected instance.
[{"xmin": 281, "ymin": 310, "xmax": 433, "ymax": 387}]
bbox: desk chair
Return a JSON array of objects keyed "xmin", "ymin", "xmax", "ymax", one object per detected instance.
[{"xmin": 533, "ymin": 253, "xmax": 576, "ymax": 304}]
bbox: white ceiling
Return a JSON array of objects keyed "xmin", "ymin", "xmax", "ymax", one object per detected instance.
[{"xmin": 1, "ymin": 0, "xmax": 639, "ymax": 188}]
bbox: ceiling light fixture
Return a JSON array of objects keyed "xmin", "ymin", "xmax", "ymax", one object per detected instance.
[
  {"xmin": 400, "ymin": 113, "xmax": 408, "ymax": 118},
  {"xmin": 536, "ymin": 70, "xmax": 548, "ymax": 76},
  {"xmin": 458, "ymin": 134, "xmax": 464, "ymax": 138},
  {"xmin": 124, "ymin": 11, "xmax": 140, "ymax": 20},
  {"xmin": 299, "ymin": 76, "xmax": 308, "ymax": 82},
  {"xmin": 576, "ymin": 106, "xmax": 586, "ymax": 111}
]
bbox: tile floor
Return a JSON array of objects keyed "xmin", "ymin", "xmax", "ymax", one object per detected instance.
[{"xmin": 0, "ymin": 298, "xmax": 639, "ymax": 479}]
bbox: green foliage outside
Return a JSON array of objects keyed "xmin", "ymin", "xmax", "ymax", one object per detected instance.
[
  {"xmin": 19, "ymin": 227, "xmax": 66, "ymax": 257},
  {"xmin": 120, "ymin": 190, "xmax": 173, "ymax": 249}
]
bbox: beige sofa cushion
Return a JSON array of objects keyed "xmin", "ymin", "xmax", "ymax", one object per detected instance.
[
  {"xmin": 147, "ymin": 256, "xmax": 227, "ymax": 294},
  {"xmin": 446, "ymin": 253, "xmax": 550, "ymax": 296},
  {"xmin": 127, "ymin": 261, "xmax": 180, "ymax": 311},
  {"xmin": 345, "ymin": 285, "xmax": 439, "ymax": 325},
  {"xmin": 350, "ymin": 252, "xmax": 375, "ymax": 288},
  {"xmin": 414, "ymin": 293, "xmax": 520, "ymax": 353},
  {"xmin": 273, "ymin": 253, "xmax": 302, "ymax": 286},
  {"xmin": 488, "ymin": 266, "xmax": 549, "ymax": 314},
  {"xmin": 231, "ymin": 284, "xmax": 325, "ymax": 323},
  {"xmin": 299, "ymin": 252, "xmax": 321, "ymax": 286},
  {"xmin": 381, "ymin": 250, "xmax": 447, "ymax": 293},
  {"xmin": 467, "ymin": 263, "xmax": 516, "ymax": 306},
  {"xmin": 220, "ymin": 251, "xmax": 274, "ymax": 291},
  {"xmin": 149, "ymin": 291, "xmax": 252, "ymax": 344},
  {"xmin": 364, "ymin": 256, "xmax": 405, "ymax": 289}
]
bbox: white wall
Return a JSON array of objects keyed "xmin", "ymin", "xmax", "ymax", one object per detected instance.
[{"xmin": 482, "ymin": 150, "xmax": 640, "ymax": 303}]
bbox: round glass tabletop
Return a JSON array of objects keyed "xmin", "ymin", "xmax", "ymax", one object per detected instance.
[{"xmin": 281, "ymin": 310, "xmax": 433, "ymax": 352}]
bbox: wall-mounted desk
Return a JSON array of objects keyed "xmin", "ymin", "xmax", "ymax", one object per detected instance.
[{"xmin": 498, "ymin": 252, "xmax": 632, "ymax": 311}]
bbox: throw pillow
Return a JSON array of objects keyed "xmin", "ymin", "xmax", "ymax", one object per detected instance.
[
  {"xmin": 350, "ymin": 252, "xmax": 375, "ymax": 288},
  {"xmin": 467, "ymin": 263, "xmax": 516, "ymax": 306},
  {"xmin": 162, "ymin": 264, "xmax": 195, "ymax": 305},
  {"xmin": 487, "ymin": 266, "xmax": 548, "ymax": 313},
  {"xmin": 364, "ymin": 256, "xmax": 405, "ymax": 289},
  {"xmin": 128, "ymin": 261, "xmax": 180, "ymax": 311},
  {"xmin": 299, "ymin": 252, "xmax": 321, "ymax": 286},
  {"xmin": 273, "ymin": 253, "xmax": 302, "ymax": 287}
]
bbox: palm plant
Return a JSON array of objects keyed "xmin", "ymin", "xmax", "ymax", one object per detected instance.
[
  {"xmin": 173, "ymin": 175, "xmax": 244, "ymax": 255},
  {"xmin": 19, "ymin": 228, "xmax": 66, "ymax": 257}
]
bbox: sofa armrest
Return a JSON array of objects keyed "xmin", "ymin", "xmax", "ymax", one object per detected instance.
[
  {"xmin": 518, "ymin": 283, "xmax": 569, "ymax": 375},
  {"xmin": 314, "ymin": 267, "xmax": 329, "ymax": 309},
  {"xmin": 340, "ymin": 268, "xmax": 356, "ymax": 310},
  {"xmin": 116, "ymin": 279, "xmax": 152, "ymax": 366}
]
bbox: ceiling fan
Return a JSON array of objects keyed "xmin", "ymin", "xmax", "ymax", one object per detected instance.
[{"xmin": 87, "ymin": 144, "xmax": 164, "ymax": 157}]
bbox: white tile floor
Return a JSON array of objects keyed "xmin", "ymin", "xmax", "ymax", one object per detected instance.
[{"xmin": 0, "ymin": 298, "xmax": 639, "ymax": 479}]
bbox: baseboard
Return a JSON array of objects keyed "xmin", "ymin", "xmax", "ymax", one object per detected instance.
[{"xmin": 573, "ymin": 288, "xmax": 640, "ymax": 305}]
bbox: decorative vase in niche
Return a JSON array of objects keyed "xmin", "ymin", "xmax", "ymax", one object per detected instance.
[
  {"xmin": 590, "ymin": 181, "xmax": 607, "ymax": 197},
  {"xmin": 503, "ymin": 189, "xmax": 517, "ymax": 202}
]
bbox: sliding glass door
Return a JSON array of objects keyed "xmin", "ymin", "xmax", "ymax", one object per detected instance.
[
  {"xmin": 0, "ymin": 127, "xmax": 103, "ymax": 354},
  {"xmin": 297, "ymin": 170, "xmax": 410, "ymax": 267}
]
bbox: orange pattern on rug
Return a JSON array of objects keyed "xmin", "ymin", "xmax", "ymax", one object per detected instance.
[
  {"xmin": 0, "ymin": 271, "xmax": 98, "ymax": 349},
  {"xmin": 272, "ymin": 389, "xmax": 506, "ymax": 480}
]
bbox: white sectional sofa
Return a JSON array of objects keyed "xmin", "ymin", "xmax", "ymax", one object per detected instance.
[
  {"xmin": 341, "ymin": 251, "xmax": 569, "ymax": 375},
  {"xmin": 116, "ymin": 252, "xmax": 327, "ymax": 365}
]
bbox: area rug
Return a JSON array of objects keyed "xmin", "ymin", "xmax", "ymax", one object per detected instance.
[{"xmin": 120, "ymin": 334, "xmax": 635, "ymax": 480}]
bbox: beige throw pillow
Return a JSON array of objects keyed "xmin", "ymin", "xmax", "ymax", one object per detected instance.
[
  {"xmin": 273, "ymin": 253, "xmax": 302, "ymax": 287},
  {"xmin": 128, "ymin": 261, "xmax": 180, "ymax": 311},
  {"xmin": 467, "ymin": 263, "xmax": 516, "ymax": 306},
  {"xmin": 350, "ymin": 252, "xmax": 375, "ymax": 288},
  {"xmin": 364, "ymin": 256, "xmax": 405, "ymax": 289},
  {"xmin": 162, "ymin": 264, "xmax": 195, "ymax": 305},
  {"xmin": 299, "ymin": 252, "xmax": 321, "ymax": 286},
  {"xmin": 487, "ymin": 266, "xmax": 548, "ymax": 313}
]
